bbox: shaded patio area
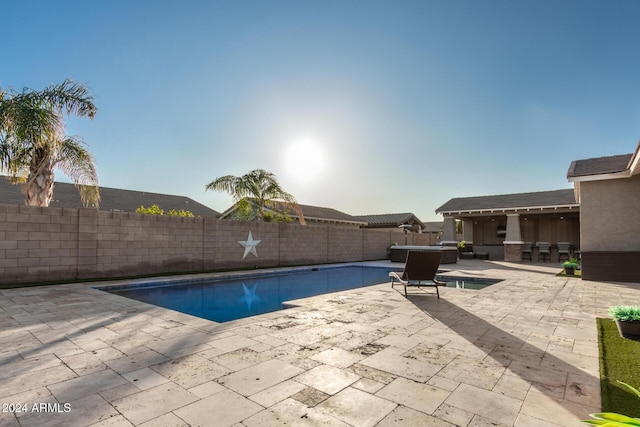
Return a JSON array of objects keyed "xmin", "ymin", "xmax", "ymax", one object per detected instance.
[{"xmin": 0, "ymin": 259, "xmax": 635, "ymax": 426}]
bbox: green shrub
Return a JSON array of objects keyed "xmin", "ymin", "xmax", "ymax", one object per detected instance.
[
  {"xmin": 136, "ymin": 205, "xmax": 194, "ymax": 217},
  {"xmin": 136, "ymin": 204, "xmax": 164, "ymax": 215},
  {"xmin": 609, "ymin": 306, "xmax": 640, "ymax": 321},
  {"xmin": 167, "ymin": 209, "xmax": 194, "ymax": 217},
  {"xmin": 563, "ymin": 258, "xmax": 580, "ymax": 269}
]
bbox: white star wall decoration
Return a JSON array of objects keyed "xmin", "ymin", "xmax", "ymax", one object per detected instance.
[{"xmin": 238, "ymin": 230, "xmax": 261, "ymax": 259}]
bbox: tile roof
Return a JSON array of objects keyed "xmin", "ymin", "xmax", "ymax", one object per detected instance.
[
  {"xmin": 422, "ymin": 221, "xmax": 444, "ymax": 233},
  {"xmin": 566, "ymin": 153, "xmax": 633, "ymax": 179},
  {"xmin": 353, "ymin": 213, "xmax": 425, "ymax": 229},
  {"xmin": 296, "ymin": 203, "xmax": 367, "ymax": 224},
  {"xmin": 0, "ymin": 176, "xmax": 220, "ymax": 217},
  {"xmin": 220, "ymin": 199, "xmax": 366, "ymax": 225},
  {"xmin": 436, "ymin": 189, "xmax": 577, "ymax": 214}
]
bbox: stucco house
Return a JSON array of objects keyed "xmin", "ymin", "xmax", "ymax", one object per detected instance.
[
  {"xmin": 567, "ymin": 143, "xmax": 640, "ymax": 282},
  {"xmin": 436, "ymin": 189, "xmax": 579, "ymax": 261}
]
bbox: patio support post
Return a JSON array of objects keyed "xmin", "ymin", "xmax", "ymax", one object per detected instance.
[
  {"xmin": 504, "ymin": 213, "xmax": 524, "ymax": 262},
  {"xmin": 441, "ymin": 216, "xmax": 457, "ymax": 247},
  {"xmin": 462, "ymin": 219, "xmax": 474, "ymax": 247}
]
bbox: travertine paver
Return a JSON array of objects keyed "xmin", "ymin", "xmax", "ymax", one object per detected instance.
[
  {"xmin": 378, "ymin": 405, "xmax": 457, "ymax": 426},
  {"xmin": 242, "ymin": 398, "xmax": 349, "ymax": 426},
  {"xmin": 315, "ymin": 387, "xmax": 398, "ymax": 427},
  {"xmin": 110, "ymin": 383, "xmax": 198, "ymax": 425},
  {"xmin": 295, "ymin": 364, "xmax": 360, "ymax": 395},
  {"xmin": 18, "ymin": 394, "xmax": 117, "ymax": 427},
  {"xmin": 309, "ymin": 346, "xmax": 365, "ymax": 368},
  {"xmin": 0, "ymin": 259, "xmax": 635, "ymax": 426},
  {"xmin": 376, "ymin": 377, "xmax": 450, "ymax": 414},
  {"xmin": 445, "ymin": 383, "xmax": 522, "ymax": 425},
  {"xmin": 172, "ymin": 389, "xmax": 263, "ymax": 426},
  {"xmin": 217, "ymin": 359, "xmax": 304, "ymax": 396},
  {"xmin": 47, "ymin": 369, "xmax": 128, "ymax": 402},
  {"xmin": 149, "ymin": 354, "xmax": 230, "ymax": 389}
]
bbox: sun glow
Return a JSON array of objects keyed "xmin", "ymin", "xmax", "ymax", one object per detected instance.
[{"xmin": 284, "ymin": 138, "xmax": 326, "ymax": 184}]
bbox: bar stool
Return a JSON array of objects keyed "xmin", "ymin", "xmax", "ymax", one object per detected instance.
[
  {"xmin": 557, "ymin": 242, "xmax": 571, "ymax": 262},
  {"xmin": 537, "ymin": 242, "xmax": 550, "ymax": 262},
  {"xmin": 522, "ymin": 242, "xmax": 533, "ymax": 261}
]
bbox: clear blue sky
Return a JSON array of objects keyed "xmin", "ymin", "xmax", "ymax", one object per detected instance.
[{"xmin": 3, "ymin": 1, "xmax": 640, "ymax": 221}]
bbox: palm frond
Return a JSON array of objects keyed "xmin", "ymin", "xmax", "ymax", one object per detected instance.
[
  {"xmin": 207, "ymin": 168, "xmax": 306, "ymax": 224},
  {"xmin": 33, "ymin": 79, "xmax": 97, "ymax": 119},
  {"xmin": 54, "ymin": 136, "xmax": 100, "ymax": 207}
]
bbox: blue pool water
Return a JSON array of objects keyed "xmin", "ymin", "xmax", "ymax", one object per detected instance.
[
  {"xmin": 97, "ymin": 266, "xmax": 398, "ymax": 323},
  {"xmin": 438, "ymin": 276, "xmax": 502, "ymax": 290},
  {"xmin": 96, "ymin": 266, "xmax": 501, "ymax": 323}
]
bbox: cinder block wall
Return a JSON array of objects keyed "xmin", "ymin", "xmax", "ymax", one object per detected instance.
[{"xmin": 0, "ymin": 204, "xmax": 438, "ymax": 285}]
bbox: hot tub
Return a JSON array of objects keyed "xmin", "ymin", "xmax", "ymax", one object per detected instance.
[{"xmin": 389, "ymin": 245, "xmax": 458, "ymax": 264}]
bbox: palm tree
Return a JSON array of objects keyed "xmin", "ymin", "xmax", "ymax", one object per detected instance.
[
  {"xmin": 206, "ymin": 169, "xmax": 306, "ymax": 225},
  {"xmin": 0, "ymin": 79, "xmax": 100, "ymax": 207}
]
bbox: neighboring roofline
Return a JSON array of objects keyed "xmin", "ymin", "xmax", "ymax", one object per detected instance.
[
  {"xmin": 219, "ymin": 199, "xmax": 368, "ymax": 226},
  {"xmin": 438, "ymin": 203, "xmax": 580, "ymax": 217},
  {"xmin": 0, "ymin": 175, "xmax": 220, "ymax": 216},
  {"xmin": 299, "ymin": 215, "xmax": 368, "ymax": 226},
  {"xmin": 353, "ymin": 213, "xmax": 426, "ymax": 229}
]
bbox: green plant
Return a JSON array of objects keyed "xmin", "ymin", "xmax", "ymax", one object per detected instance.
[
  {"xmin": 136, "ymin": 205, "xmax": 194, "ymax": 217},
  {"xmin": 582, "ymin": 381, "xmax": 640, "ymax": 425},
  {"xmin": 136, "ymin": 204, "xmax": 164, "ymax": 215},
  {"xmin": 457, "ymin": 240, "xmax": 466, "ymax": 249},
  {"xmin": 563, "ymin": 258, "xmax": 580, "ymax": 269},
  {"xmin": 609, "ymin": 306, "xmax": 640, "ymax": 322},
  {"xmin": 263, "ymin": 210, "xmax": 293, "ymax": 223},
  {"xmin": 167, "ymin": 209, "xmax": 195, "ymax": 217}
]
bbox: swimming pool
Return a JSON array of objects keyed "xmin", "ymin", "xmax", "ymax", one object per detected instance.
[
  {"xmin": 438, "ymin": 276, "xmax": 502, "ymax": 290},
  {"xmin": 96, "ymin": 266, "xmax": 501, "ymax": 323},
  {"xmin": 97, "ymin": 266, "xmax": 399, "ymax": 323}
]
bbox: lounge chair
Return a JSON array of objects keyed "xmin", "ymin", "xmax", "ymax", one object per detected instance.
[{"xmin": 390, "ymin": 250, "xmax": 445, "ymax": 298}]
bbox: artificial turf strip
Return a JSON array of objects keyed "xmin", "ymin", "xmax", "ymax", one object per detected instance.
[{"xmin": 597, "ymin": 317, "xmax": 640, "ymax": 417}]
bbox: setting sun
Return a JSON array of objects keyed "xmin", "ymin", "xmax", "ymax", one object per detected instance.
[{"xmin": 284, "ymin": 138, "xmax": 326, "ymax": 184}]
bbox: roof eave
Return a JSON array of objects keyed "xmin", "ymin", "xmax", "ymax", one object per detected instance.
[
  {"xmin": 438, "ymin": 204, "xmax": 580, "ymax": 216},
  {"xmin": 628, "ymin": 140, "xmax": 640, "ymax": 175},
  {"xmin": 567, "ymin": 170, "xmax": 631, "ymax": 183},
  {"xmin": 302, "ymin": 216, "xmax": 368, "ymax": 226}
]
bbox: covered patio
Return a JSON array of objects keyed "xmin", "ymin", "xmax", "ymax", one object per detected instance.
[{"xmin": 436, "ymin": 189, "xmax": 580, "ymax": 262}]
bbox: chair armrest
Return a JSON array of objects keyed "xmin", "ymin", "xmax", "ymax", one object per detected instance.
[{"xmin": 389, "ymin": 271, "xmax": 405, "ymax": 284}]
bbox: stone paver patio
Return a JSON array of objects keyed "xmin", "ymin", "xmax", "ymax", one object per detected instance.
[{"xmin": 0, "ymin": 259, "xmax": 636, "ymax": 426}]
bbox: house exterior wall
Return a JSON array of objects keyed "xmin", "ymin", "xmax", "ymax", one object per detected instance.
[
  {"xmin": 580, "ymin": 175, "xmax": 640, "ymax": 251},
  {"xmin": 579, "ymin": 175, "xmax": 640, "ymax": 282},
  {"xmin": 0, "ymin": 204, "xmax": 429, "ymax": 285}
]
